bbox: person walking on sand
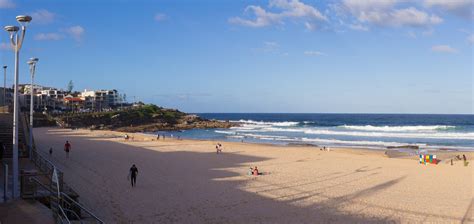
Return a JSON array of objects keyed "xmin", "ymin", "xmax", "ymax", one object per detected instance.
[
  {"xmin": 129, "ymin": 164, "xmax": 139, "ymax": 187},
  {"xmin": 64, "ymin": 141, "xmax": 71, "ymax": 158}
]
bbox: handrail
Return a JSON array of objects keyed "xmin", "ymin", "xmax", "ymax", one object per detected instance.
[
  {"xmin": 20, "ymin": 112, "xmax": 30, "ymax": 157},
  {"xmin": 30, "ymin": 149, "xmax": 64, "ymax": 191},
  {"xmin": 28, "ymin": 177, "xmax": 70, "ymax": 224},
  {"xmin": 57, "ymin": 206, "xmax": 71, "ymax": 224},
  {"xmin": 31, "ymin": 149, "xmax": 62, "ymax": 173},
  {"xmin": 61, "ymin": 192, "xmax": 105, "ymax": 224},
  {"xmin": 29, "ymin": 177, "xmax": 104, "ymax": 224},
  {"xmin": 28, "ymin": 177, "xmax": 54, "ymax": 194},
  {"xmin": 62, "ymin": 208, "xmax": 81, "ymax": 223}
]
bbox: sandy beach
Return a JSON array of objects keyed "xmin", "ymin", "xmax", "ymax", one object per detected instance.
[{"xmin": 34, "ymin": 127, "xmax": 473, "ymax": 223}]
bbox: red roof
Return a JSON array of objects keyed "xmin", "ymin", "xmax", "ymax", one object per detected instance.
[{"xmin": 64, "ymin": 97, "xmax": 84, "ymax": 102}]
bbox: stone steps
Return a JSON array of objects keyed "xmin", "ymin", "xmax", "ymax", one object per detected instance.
[{"xmin": 0, "ymin": 113, "xmax": 28, "ymax": 158}]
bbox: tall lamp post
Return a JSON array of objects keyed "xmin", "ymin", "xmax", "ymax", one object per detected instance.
[
  {"xmin": 27, "ymin": 58, "xmax": 38, "ymax": 159},
  {"xmin": 4, "ymin": 15, "xmax": 32, "ymax": 198},
  {"xmin": 2, "ymin": 66, "xmax": 6, "ymax": 106}
]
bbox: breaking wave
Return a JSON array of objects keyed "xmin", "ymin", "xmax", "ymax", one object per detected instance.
[{"xmin": 339, "ymin": 125, "xmax": 456, "ymax": 132}]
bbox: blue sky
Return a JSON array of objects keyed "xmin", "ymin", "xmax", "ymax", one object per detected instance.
[{"xmin": 0, "ymin": 0, "xmax": 472, "ymax": 114}]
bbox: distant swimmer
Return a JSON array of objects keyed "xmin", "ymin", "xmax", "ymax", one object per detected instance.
[
  {"xmin": 49, "ymin": 147, "xmax": 53, "ymax": 156},
  {"xmin": 129, "ymin": 164, "xmax": 139, "ymax": 187},
  {"xmin": 64, "ymin": 141, "xmax": 71, "ymax": 158}
]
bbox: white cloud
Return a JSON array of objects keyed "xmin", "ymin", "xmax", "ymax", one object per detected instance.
[
  {"xmin": 424, "ymin": 0, "xmax": 473, "ymax": 19},
  {"xmin": 257, "ymin": 41, "xmax": 280, "ymax": 53},
  {"xmin": 229, "ymin": 0, "xmax": 327, "ymax": 28},
  {"xmin": 31, "ymin": 9, "xmax": 56, "ymax": 24},
  {"xmin": 468, "ymin": 34, "xmax": 474, "ymax": 44},
  {"xmin": 407, "ymin": 31, "xmax": 417, "ymax": 38},
  {"xmin": 264, "ymin": 41, "xmax": 278, "ymax": 47},
  {"xmin": 154, "ymin": 13, "xmax": 167, "ymax": 21},
  {"xmin": 253, "ymin": 41, "xmax": 290, "ymax": 56},
  {"xmin": 304, "ymin": 50, "xmax": 326, "ymax": 56},
  {"xmin": 229, "ymin": 6, "xmax": 280, "ymax": 27},
  {"xmin": 343, "ymin": 0, "xmax": 398, "ymax": 12},
  {"xmin": 269, "ymin": 0, "xmax": 326, "ymax": 20},
  {"xmin": 349, "ymin": 23, "xmax": 369, "ymax": 31},
  {"xmin": 422, "ymin": 29, "xmax": 434, "ymax": 36},
  {"xmin": 390, "ymin": 7, "xmax": 443, "ymax": 26},
  {"xmin": 34, "ymin": 33, "xmax": 63, "ymax": 41},
  {"xmin": 341, "ymin": 0, "xmax": 443, "ymax": 28},
  {"xmin": 66, "ymin": 26, "xmax": 85, "ymax": 42},
  {"xmin": 431, "ymin": 45, "xmax": 458, "ymax": 53},
  {"xmin": 304, "ymin": 22, "xmax": 317, "ymax": 31},
  {"xmin": 0, "ymin": 0, "xmax": 14, "ymax": 8}
]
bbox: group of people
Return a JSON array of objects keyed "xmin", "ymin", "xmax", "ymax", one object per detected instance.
[
  {"xmin": 156, "ymin": 134, "xmax": 180, "ymax": 140},
  {"xmin": 320, "ymin": 146, "xmax": 330, "ymax": 151},
  {"xmin": 248, "ymin": 166, "xmax": 260, "ymax": 176},
  {"xmin": 156, "ymin": 134, "xmax": 166, "ymax": 140},
  {"xmin": 47, "ymin": 140, "xmax": 72, "ymax": 158},
  {"xmin": 216, "ymin": 143, "xmax": 223, "ymax": 154},
  {"xmin": 450, "ymin": 154, "xmax": 469, "ymax": 166}
]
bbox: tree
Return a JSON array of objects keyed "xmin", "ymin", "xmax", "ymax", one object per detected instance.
[
  {"xmin": 67, "ymin": 80, "xmax": 74, "ymax": 93},
  {"xmin": 122, "ymin": 93, "xmax": 127, "ymax": 103}
]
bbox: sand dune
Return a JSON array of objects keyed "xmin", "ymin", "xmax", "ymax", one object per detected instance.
[{"xmin": 34, "ymin": 128, "xmax": 473, "ymax": 223}]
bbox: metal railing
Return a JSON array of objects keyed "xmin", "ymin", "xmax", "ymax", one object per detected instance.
[
  {"xmin": 57, "ymin": 205, "xmax": 71, "ymax": 224},
  {"xmin": 29, "ymin": 177, "xmax": 104, "ymax": 224},
  {"xmin": 29, "ymin": 177, "xmax": 70, "ymax": 223},
  {"xmin": 61, "ymin": 192, "xmax": 104, "ymax": 223},
  {"xmin": 24, "ymin": 113, "xmax": 103, "ymax": 223},
  {"xmin": 2, "ymin": 163, "xmax": 8, "ymax": 202},
  {"xmin": 30, "ymin": 149, "xmax": 64, "ymax": 191}
]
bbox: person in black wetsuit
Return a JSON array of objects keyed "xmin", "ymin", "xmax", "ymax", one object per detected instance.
[{"xmin": 129, "ymin": 164, "xmax": 138, "ymax": 187}]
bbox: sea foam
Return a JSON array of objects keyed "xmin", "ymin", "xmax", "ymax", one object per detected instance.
[{"xmin": 339, "ymin": 125, "xmax": 456, "ymax": 132}]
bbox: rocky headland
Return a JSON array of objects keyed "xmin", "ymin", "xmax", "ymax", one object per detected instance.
[{"xmin": 46, "ymin": 104, "xmax": 237, "ymax": 132}]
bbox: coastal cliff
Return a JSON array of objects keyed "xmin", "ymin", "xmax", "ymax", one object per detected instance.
[{"xmin": 50, "ymin": 104, "xmax": 236, "ymax": 132}]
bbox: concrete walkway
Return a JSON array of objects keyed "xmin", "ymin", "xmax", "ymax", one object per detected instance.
[{"xmin": 0, "ymin": 199, "xmax": 54, "ymax": 224}]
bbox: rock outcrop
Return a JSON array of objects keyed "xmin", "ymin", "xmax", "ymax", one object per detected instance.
[{"xmin": 52, "ymin": 104, "xmax": 237, "ymax": 132}]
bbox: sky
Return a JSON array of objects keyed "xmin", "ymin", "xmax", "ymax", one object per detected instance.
[{"xmin": 0, "ymin": 0, "xmax": 473, "ymax": 114}]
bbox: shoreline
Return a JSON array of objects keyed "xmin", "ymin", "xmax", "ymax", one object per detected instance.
[
  {"xmin": 130, "ymin": 129, "xmax": 474, "ymax": 153},
  {"xmin": 82, "ymin": 128, "xmax": 474, "ymax": 159}
]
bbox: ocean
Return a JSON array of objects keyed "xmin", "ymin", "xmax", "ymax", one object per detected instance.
[{"xmin": 155, "ymin": 113, "xmax": 474, "ymax": 151}]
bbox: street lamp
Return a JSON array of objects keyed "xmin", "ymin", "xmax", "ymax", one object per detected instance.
[
  {"xmin": 2, "ymin": 66, "xmax": 6, "ymax": 106},
  {"xmin": 4, "ymin": 14, "xmax": 32, "ymax": 198},
  {"xmin": 27, "ymin": 58, "xmax": 38, "ymax": 160}
]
